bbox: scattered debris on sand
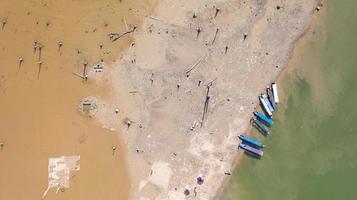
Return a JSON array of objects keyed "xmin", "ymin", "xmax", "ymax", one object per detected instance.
[
  {"xmin": 97, "ymin": 0, "xmax": 319, "ymax": 199},
  {"xmin": 41, "ymin": 156, "xmax": 80, "ymax": 199},
  {"xmin": 78, "ymin": 96, "xmax": 98, "ymax": 117}
]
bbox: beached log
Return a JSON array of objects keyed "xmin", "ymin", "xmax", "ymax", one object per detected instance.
[
  {"xmin": 108, "ymin": 25, "xmax": 137, "ymax": 42},
  {"xmin": 185, "ymin": 56, "xmax": 205, "ymax": 77},
  {"xmin": 200, "ymin": 79, "xmax": 216, "ymax": 127},
  {"xmin": 212, "ymin": 28, "xmax": 219, "ymax": 44},
  {"xmin": 72, "ymin": 72, "xmax": 88, "ymax": 81}
]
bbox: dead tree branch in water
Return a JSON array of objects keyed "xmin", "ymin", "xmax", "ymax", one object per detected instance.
[{"xmin": 108, "ymin": 25, "xmax": 137, "ymax": 42}]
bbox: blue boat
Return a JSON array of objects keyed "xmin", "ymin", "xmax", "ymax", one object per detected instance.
[
  {"xmin": 253, "ymin": 118, "xmax": 270, "ymax": 135},
  {"xmin": 239, "ymin": 143, "xmax": 264, "ymax": 157},
  {"xmin": 239, "ymin": 135, "xmax": 265, "ymax": 148},
  {"xmin": 254, "ymin": 111, "xmax": 273, "ymax": 126}
]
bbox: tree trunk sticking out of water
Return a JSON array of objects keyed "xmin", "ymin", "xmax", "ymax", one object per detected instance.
[
  {"xmin": 37, "ymin": 61, "xmax": 42, "ymax": 79},
  {"xmin": 82, "ymin": 60, "xmax": 88, "ymax": 78},
  {"xmin": 38, "ymin": 44, "xmax": 43, "ymax": 61},
  {"xmin": 123, "ymin": 117, "xmax": 132, "ymax": 130},
  {"xmin": 18, "ymin": 57, "xmax": 24, "ymax": 68},
  {"xmin": 196, "ymin": 27, "xmax": 202, "ymax": 39},
  {"xmin": 112, "ymin": 146, "xmax": 116, "ymax": 155},
  {"xmin": 1, "ymin": 18, "xmax": 7, "ymax": 30},
  {"xmin": 214, "ymin": 7, "xmax": 220, "ymax": 18},
  {"xmin": 81, "ymin": 60, "xmax": 88, "ymax": 82},
  {"xmin": 57, "ymin": 41, "xmax": 63, "ymax": 51}
]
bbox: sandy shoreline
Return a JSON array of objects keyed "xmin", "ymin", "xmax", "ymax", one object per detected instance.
[
  {"xmin": 91, "ymin": 0, "xmax": 322, "ymax": 199},
  {"xmin": 218, "ymin": 2, "xmax": 327, "ymax": 199}
]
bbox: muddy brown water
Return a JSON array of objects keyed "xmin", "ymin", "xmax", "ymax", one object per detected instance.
[{"xmin": 0, "ymin": 0, "xmax": 155, "ymax": 199}]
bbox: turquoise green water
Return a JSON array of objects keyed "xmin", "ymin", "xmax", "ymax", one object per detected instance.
[{"xmin": 221, "ymin": 1, "xmax": 357, "ymax": 200}]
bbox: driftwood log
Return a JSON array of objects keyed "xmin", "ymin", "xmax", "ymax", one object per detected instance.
[{"xmin": 108, "ymin": 25, "xmax": 137, "ymax": 42}]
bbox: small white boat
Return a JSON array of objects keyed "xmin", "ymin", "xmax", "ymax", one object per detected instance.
[
  {"xmin": 259, "ymin": 96, "xmax": 272, "ymax": 117},
  {"xmin": 262, "ymin": 94, "xmax": 274, "ymax": 113},
  {"xmin": 272, "ymin": 82, "xmax": 279, "ymax": 104}
]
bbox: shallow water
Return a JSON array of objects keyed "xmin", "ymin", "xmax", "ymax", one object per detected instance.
[
  {"xmin": 221, "ymin": 1, "xmax": 357, "ymax": 200},
  {"xmin": 0, "ymin": 0, "xmax": 154, "ymax": 199}
]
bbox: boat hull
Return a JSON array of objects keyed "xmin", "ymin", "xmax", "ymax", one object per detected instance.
[
  {"xmin": 272, "ymin": 82, "xmax": 279, "ymax": 104},
  {"xmin": 259, "ymin": 96, "xmax": 272, "ymax": 117},
  {"xmin": 239, "ymin": 135, "xmax": 264, "ymax": 148},
  {"xmin": 262, "ymin": 94, "xmax": 274, "ymax": 113},
  {"xmin": 239, "ymin": 143, "xmax": 264, "ymax": 156},
  {"xmin": 253, "ymin": 119, "xmax": 270, "ymax": 135},
  {"xmin": 254, "ymin": 111, "xmax": 273, "ymax": 126},
  {"xmin": 267, "ymin": 88, "xmax": 276, "ymax": 109}
]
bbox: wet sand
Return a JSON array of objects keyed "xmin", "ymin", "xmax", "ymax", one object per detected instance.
[{"xmin": 0, "ymin": 0, "xmax": 154, "ymax": 199}]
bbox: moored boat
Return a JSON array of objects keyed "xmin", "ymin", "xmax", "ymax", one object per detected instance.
[
  {"xmin": 262, "ymin": 94, "xmax": 274, "ymax": 113},
  {"xmin": 254, "ymin": 111, "xmax": 273, "ymax": 126},
  {"xmin": 267, "ymin": 87, "xmax": 276, "ymax": 109},
  {"xmin": 259, "ymin": 96, "xmax": 272, "ymax": 117},
  {"xmin": 272, "ymin": 82, "xmax": 279, "ymax": 104},
  {"xmin": 239, "ymin": 143, "xmax": 264, "ymax": 157},
  {"xmin": 239, "ymin": 135, "xmax": 265, "ymax": 148},
  {"xmin": 253, "ymin": 118, "xmax": 270, "ymax": 135}
]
